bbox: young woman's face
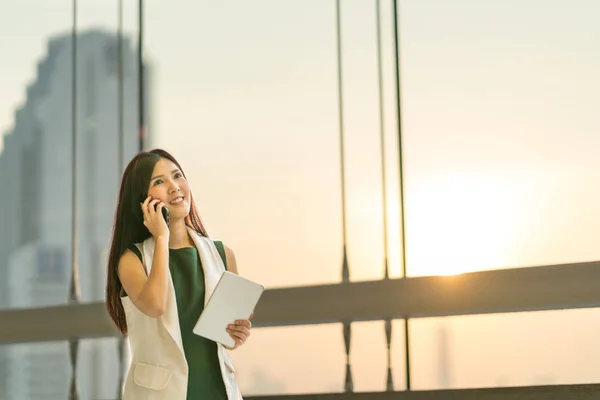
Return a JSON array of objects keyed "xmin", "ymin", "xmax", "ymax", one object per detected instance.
[{"xmin": 146, "ymin": 157, "xmax": 191, "ymax": 221}]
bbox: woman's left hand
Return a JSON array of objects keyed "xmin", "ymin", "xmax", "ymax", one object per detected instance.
[{"xmin": 226, "ymin": 312, "xmax": 253, "ymax": 349}]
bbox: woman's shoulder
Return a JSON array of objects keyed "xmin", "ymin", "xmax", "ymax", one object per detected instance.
[
  {"xmin": 212, "ymin": 240, "xmax": 227, "ymax": 270},
  {"xmin": 126, "ymin": 243, "xmax": 143, "ymax": 262},
  {"xmin": 212, "ymin": 241, "xmax": 238, "ymax": 274}
]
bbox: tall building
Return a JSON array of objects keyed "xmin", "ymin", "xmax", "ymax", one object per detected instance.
[{"xmin": 0, "ymin": 29, "xmax": 147, "ymax": 400}]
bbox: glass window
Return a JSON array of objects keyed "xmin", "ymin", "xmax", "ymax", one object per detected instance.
[
  {"xmin": 76, "ymin": 0, "xmax": 139, "ymax": 303},
  {"xmin": 338, "ymin": 0, "xmax": 404, "ymax": 283},
  {"xmin": 0, "ymin": 342, "xmax": 70, "ymax": 400},
  {"xmin": 400, "ymin": 0, "xmax": 600, "ymax": 276},
  {"xmin": 232, "ymin": 324, "xmax": 346, "ymax": 395},
  {"xmin": 233, "ymin": 321, "xmax": 408, "ymax": 395},
  {"xmin": 0, "ymin": 0, "xmax": 141, "ymax": 308},
  {"xmin": 410, "ymin": 309, "xmax": 600, "ymax": 389},
  {"xmin": 145, "ymin": 1, "xmax": 356, "ymax": 288},
  {"xmin": 350, "ymin": 320, "xmax": 407, "ymax": 392},
  {"xmin": 0, "ymin": 1, "xmax": 73, "ymax": 309},
  {"xmin": 78, "ymin": 338, "xmax": 125, "ymax": 400}
]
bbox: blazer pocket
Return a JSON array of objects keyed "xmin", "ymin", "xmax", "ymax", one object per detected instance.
[{"xmin": 133, "ymin": 362, "xmax": 173, "ymax": 391}]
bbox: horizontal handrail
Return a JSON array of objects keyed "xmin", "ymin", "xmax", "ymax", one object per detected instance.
[{"xmin": 1, "ymin": 261, "xmax": 599, "ymax": 344}]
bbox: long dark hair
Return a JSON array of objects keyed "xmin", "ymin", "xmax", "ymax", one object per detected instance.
[{"xmin": 105, "ymin": 149, "xmax": 208, "ymax": 334}]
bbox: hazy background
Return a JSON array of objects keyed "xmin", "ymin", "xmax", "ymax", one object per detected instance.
[{"xmin": 1, "ymin": 0, "xmax": 600, "ymax": 396}]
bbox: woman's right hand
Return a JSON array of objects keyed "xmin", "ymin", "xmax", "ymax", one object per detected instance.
[{"xmin": 141, "ymin": 196, "xmax": 169, "ymax": 239}]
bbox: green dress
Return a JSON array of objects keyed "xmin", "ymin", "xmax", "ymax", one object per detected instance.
[{"xmin": 129, "ymin": 240, "xmax": 229, "ymax": 400}]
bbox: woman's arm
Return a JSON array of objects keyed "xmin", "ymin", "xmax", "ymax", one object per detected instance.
[
  {"xmin": 117, "ymin": 197, "xmax": 171, "ymax": 318},
  {"xmin": 223, "ymin": 244, "xmax": 253, "ymax": 348},
  {"xmin": 118, "ymin": 236, "xmax": 170, "ymax": 318},
  {"xmin": 224, "ymin": 245, "xmax": 238, "ymax": 275}
]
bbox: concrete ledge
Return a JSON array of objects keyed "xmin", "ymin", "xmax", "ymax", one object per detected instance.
[
  {"xmin": 254, "ymin": 260, "xmax": 600, "ymax": 327},
  {"xmin": 246, "ymin": 384, "xmax": 600, "ymax": 399}
]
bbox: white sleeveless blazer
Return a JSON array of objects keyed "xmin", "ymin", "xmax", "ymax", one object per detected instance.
[{"xmin": 120, "ymin": 227, "xmax": 243, "ymax": 400}]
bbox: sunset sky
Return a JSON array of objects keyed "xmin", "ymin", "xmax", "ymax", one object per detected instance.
[{"xmin": 1, "ymin": 0, "xmax": 600, "ymax": 395}]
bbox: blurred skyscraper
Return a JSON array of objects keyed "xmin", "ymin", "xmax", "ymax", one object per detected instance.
[{"xmin": 0, "ymin": 29, "xmax": 147, "ymax": 400}]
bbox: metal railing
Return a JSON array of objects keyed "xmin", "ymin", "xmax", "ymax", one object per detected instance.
[
  {"xmin": 2, "ymin": 260, "xmax": 600, "ymax": 398},
  {"xmin": 3, "ymin": 260, "xmax": 600, "ymax": 344}
]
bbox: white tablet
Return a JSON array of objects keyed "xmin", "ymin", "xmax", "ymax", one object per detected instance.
[{"xmin": 192, "ymin": 271, "xmax": 265, "ymax": 348}]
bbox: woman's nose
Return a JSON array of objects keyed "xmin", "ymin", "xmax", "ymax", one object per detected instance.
[{"xmin": 168, "ymin": 180, "xmax": 180, "ymax": 193}]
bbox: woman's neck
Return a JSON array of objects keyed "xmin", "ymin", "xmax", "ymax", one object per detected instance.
[{"xmin": 167, "ymin": 219, "xmax": 193, "ymax": 249}]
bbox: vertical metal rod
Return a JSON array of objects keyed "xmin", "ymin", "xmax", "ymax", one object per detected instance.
[
  {"xmin": 335, "ymin": 0, "xmax": 346, "ymax": 275},
  {"xmin": 391, "ymin": 0, "xmax": 411, "ymax": 391},
  {"xmin": 335, "ymin": 0, "xmax": 349, "ymax": 277},
  {"xmin": 385, "ymin": 319, "xmax": 394, "ymax": 391},
  {"xmin": 116, "ymin": 2, "xmax": 126, "ymax": 398},
  {"xmin": 335, "ymin": 0, "xmax": 353, "ymax": 392},
  {"xmin": 118, "ymin": 0, "xmax": 124, "ymax": 171},
  {"xmin": 376, "ymin": 0, "xmax": 395, "ymax": 391},
  {"xmin": 69, "ymin": 0, "xmax": 80, "ymax": 399},
  {"xmin": 375, "ymin": 0, "xmax": 390, "ymax": 281},
  {"xmin": 70, "ymin": 0, "xmax": 80, "ymax": 306},
  {"xmin": 343, "ymin": 320, "xmax": 353, "ymax": 392},
  {"xmin": 137, "ymin": 0, "xmax": 145, "ymax": 151}
]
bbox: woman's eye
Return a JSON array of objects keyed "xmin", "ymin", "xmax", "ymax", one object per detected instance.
[
  {"xmin": 153, "ymin": 179, "xmax": 163, "ymax": 186},
  {"xmin": 174, "ymin": 172, "xmax": 183, "ymax": 179}
]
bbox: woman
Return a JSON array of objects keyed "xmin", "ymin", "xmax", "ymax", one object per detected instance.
[{"xmin": 105, "ymin": 149, "xmax": 251, "ymax": 400}]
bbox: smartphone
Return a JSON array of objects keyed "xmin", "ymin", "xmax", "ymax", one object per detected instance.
[
  {"xmin": 161, "ymin": 206, "xmax": 170, "ymax": 226},
  {"xmin": 152, "ymin": 202, "xmax": 170, "ymax": 226}
]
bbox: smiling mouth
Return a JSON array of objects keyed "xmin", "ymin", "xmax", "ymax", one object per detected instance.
[{"xmin": 169, "ymin": 196, "xmax": 184, "ymax": 205}]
